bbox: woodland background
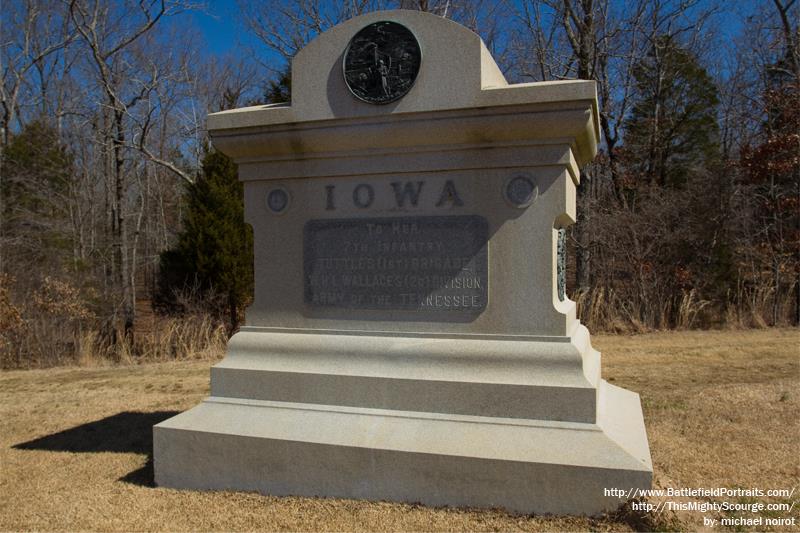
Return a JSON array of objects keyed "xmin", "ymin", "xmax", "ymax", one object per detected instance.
[{"xmin": 1, "ymin": 0, "xmax": 798, "ymax": 368}]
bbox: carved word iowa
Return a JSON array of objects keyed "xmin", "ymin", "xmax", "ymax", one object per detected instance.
[{"xmin": 325, "ymin": 180, "xmax": 463, "ymax": 210}]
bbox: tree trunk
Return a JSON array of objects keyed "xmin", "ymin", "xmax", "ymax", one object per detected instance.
[{"xmin": 114, "ymin": 108, "xmax": 135, "ymax": 342}]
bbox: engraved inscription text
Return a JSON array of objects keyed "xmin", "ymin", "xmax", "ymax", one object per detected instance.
[{"xmin": 304, "ymin": 216, "xmax": 488, "ymax": 313}]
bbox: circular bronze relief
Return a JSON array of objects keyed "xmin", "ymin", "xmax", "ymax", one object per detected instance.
[{"xmin": 343, "ymin": 21, "xmax": 421, "ymax": 105}]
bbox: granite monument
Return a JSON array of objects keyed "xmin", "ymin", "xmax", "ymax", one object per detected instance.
[{"xmin": 153, "ymin": 10, "xmax": 652, "ymax": 515}]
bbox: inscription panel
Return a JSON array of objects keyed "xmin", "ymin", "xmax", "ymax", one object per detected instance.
[{"xmin": 304, "ymin": 216, "xmax": 488, "ymax": 314}]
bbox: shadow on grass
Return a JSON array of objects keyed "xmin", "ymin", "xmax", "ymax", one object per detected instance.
[
  {"xmin": 120, "ymin": 456, "xmax": 157, "ymax": 487},
  {"xmin": 13, "ymin": 410, "xmax": 178, "ymax": 488}
]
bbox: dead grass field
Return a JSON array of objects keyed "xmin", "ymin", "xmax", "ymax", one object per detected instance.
[{"xmin": 1, "ymin": 328, "xmax": 798, "ymax": 532}]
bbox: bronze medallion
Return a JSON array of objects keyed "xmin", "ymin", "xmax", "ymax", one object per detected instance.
[{"xmin": 343, "ymin": 21, "xmax": 421, "ymax": 104}]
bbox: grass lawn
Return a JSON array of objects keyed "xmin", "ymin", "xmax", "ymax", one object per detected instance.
[{"xmin": 1, "ymin": 328, "xmax": 798, "ymax": 532}]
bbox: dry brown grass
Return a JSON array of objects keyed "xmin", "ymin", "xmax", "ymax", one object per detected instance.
[
  {"xmin": 573, "ymin": 282, "xmax": 799, "ymax": 333},
  {"xmin": 1, "ymin": 328, "xmax": 798, "ymax": 532},
  {"xmin": 596, "ymin": 328, "xmax": 800, "ymax": 532},
  {"xmin": 1, "ymin": 311, "xmax": 227, "ymax": 369},
  {"xmin": 1, "ymin": 275, "xmax": 229, "ymax": 369}
]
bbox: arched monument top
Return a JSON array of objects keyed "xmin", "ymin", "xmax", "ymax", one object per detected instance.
[
  {"xmin": 208, "ymin": 10, "xmax": 600, "ymax": 164},
  {"xmin": 290, "ymin": 10, "xmax": 507, "ymax": 120}
]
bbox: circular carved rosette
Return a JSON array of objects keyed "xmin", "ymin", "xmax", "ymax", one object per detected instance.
[
  {"xmin": 343, "ymin": 21, "xmax": 422, "ymax": 105},
  {"xmin": 266, "ymin": 187, "xmax": 290, "ymax": 214},
  {"xmin": 503, "ymin": 175, "xmax": 538, "ymax": 208}
]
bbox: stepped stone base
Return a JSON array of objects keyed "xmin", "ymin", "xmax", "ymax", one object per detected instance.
[{"xmin": 153, "ymin": 329, "xmax": 652, "ymax": 516}]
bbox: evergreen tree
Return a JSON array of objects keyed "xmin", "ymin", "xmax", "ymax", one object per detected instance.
[
  {"xmin": 1, "ymin": 120, "xmax": 74, "ymax": 272},
  {"xmin": 263, "ymin": 69, "xmax": 291, "ymax": 104},
  {"xmin": 619, "ymin": 38, "xmax": 734, "ymax": 322},
  {"xmin": 623, "ymin": 36, "xmax": 720, "ymax": 189},
  {"xmin": 157, "ymin": 149, "xmax": 253, "ymax": 332}
]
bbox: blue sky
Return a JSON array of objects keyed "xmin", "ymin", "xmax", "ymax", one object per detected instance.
[
  {"xmin": 190, "ymin": 0, "xmax": 764, "ymax": 80},
  {"xmin": 192, "ymin": 1, "xmax": 251, "ymax": 56}
]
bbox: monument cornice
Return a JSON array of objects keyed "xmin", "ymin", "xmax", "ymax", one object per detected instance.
[
  {"xmin": 230, "ymin": 140, "xmax": 582, "ymax": 186},
  {"xmin": 209, "ymin": 94, "xmax": 597, "ymax": 175}
]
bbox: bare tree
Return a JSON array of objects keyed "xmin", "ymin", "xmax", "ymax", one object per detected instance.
[
  {"xmin": 771, "ymin": 0, "xmax": 799, "ymax": 81},
  {"xmin": 510, "ymin": 0, "xmax": 720, "ymax": 292},
  {"xmin": 0, "ymin": 1, "xmax": 75, "ymax": 149},
  {"xmin": 67, "ymin": 0, "xmax": 197, "ymax": 339},
  {"xmin": 240, "ymin": 0, "xmax": 514, "ymax": 83}
]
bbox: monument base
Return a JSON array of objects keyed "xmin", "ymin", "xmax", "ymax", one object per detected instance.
[{"xmin": 154, "ymin": 333, "xmax": 652, "ymax": 517}]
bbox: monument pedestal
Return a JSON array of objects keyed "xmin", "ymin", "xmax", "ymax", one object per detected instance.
[
  {"xmin": 154, "ymin": 9, "xmax": 652, "ymax": 515},
  {"xmin": 155, "ymin": 326, "xmax": 651, "ymax": 515}
]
